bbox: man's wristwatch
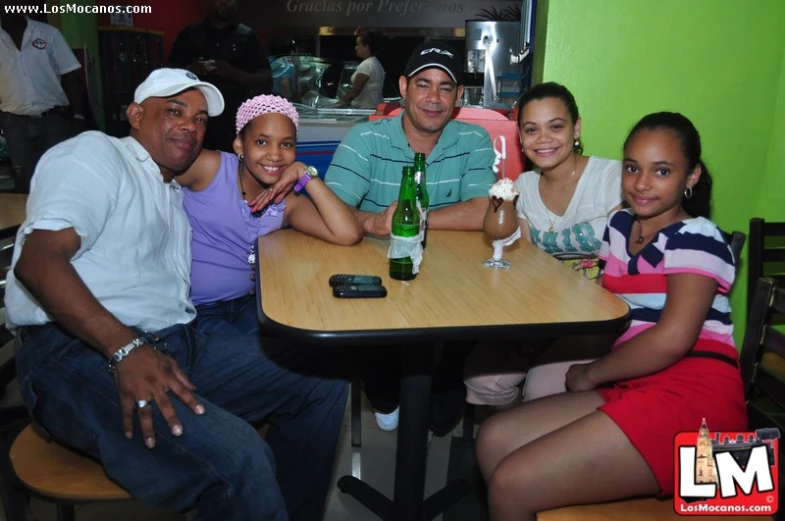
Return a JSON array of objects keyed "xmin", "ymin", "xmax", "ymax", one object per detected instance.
[{"xmin": 293, "ymin": 166, "xmax": 318, "ymax": 194}]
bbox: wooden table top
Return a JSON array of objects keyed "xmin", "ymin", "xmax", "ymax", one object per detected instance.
[
  {"xmin": 0, "ymin": 193, "xmax": 26, "ymax": 240},
  {"xmin": 256, "ymin": 230, "xmax": 630, "ymax": 344}
]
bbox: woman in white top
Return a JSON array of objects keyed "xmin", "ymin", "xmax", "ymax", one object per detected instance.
[
  {"xmin": 334, "ymin": 30, "xmax": 385, "ymax": 110},
  {"xmin": 514, "ymin": 82, "xmax": 623, "ymax": 274},
  {"xmin": 464, "ymin": 82, "xmax": 623, "ymax": 408}
]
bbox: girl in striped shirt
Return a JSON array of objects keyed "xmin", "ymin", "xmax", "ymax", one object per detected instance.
[{"xmin": 475, "ymin": 112, "xmax": 747, "ymax": 520}]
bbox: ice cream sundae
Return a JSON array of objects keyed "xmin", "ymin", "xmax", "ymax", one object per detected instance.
[{"xmin": 484, "ymin": 178, "xmax": 520, "ymax": 240}]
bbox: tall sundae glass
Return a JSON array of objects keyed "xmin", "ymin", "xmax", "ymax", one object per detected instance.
[{"xmin": 483, "ymin": 178, "xmax": 521, "ymax": 269}]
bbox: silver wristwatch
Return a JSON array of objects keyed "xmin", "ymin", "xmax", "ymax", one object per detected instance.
[{"xmin": 294, "ymin": 165, "xmax": 318, "ymax": 193}]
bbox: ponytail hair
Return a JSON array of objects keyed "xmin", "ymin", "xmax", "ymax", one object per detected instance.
[
  {"xmin": 685, "ymin": 160, "xmax": 712, "ymax": 219},
  {"xmin": 623, "ymin": 112, "xmax": 713, "ymax": 218}
]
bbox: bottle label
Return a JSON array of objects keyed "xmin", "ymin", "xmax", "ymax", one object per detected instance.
[
  {"xmin": 419, "ymin": 208, "xmax": 428, "ymax": 241},
  {"xmin": 415, "ymin": 200, "xmax": 423, "ymax": 236},
  {"xmin": 388, "ymin": 232, "xmax": 423, "ymax": 274}
]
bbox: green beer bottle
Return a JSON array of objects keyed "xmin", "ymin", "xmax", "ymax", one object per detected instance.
[
  {"xmin": 413, "ymin": 152, "xmax": 430, "ymax": 249},
  {"xmin": 389, "ymin": 166, "xmax": 420, "ymax": 281}
]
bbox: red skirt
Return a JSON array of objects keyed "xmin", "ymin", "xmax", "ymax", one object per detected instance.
[{"xmin": 597, "ymin": 339, "xmax": 747, "ymax": 495}]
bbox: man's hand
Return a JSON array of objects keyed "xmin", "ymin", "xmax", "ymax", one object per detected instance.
[
  {"xmin": 565, "ymin": 362, "xmax": 596, "ymax": 392},
  {"xmin": 246, "ymin": 162, "xmax": 302, "ymax": 212},
  {"xmin": 114, "ymin": 346, "xmax": 204, "ymax": 449},
  {"xmin": 366, "ymin": 202, "xmax": 397, "ymax": 237},
  {"xmin": 187, "ymin": 60, "xmax": 209, "ymax": 76},
  {"xmin": 211, "ymin": 60, "xmax": 236, "ymax": 79}
]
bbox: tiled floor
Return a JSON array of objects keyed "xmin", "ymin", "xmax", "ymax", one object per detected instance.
[{"xmin": 0, "ymin": 384, "xmax": 476, "ymax": 521}]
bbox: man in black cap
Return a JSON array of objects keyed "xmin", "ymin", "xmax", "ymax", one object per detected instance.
[
  {"xmin": 324, "ymin": 41, "xmax": 495, "ymax": 237},
  {"xmin": 323, "ymin": 42, "xmax": 496, "ymax": 436}
]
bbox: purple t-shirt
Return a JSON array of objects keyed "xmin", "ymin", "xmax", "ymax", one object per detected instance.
[{"xmin": 184, "ymin": 151, "xmax": 286, "ymax": 305}]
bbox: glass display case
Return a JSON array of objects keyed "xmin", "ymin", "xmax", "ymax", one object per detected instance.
[{"xmin": 270, "ymin": 54, "xmax": 360, "ymax": 108}]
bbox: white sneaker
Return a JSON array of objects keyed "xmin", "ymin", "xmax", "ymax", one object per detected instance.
[{"xmin": 374, "ymin": 407, "xmax": 400, "ymax": 431}]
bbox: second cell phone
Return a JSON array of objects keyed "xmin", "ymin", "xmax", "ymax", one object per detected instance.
[
  {"xmin": 329, "ymin": 274, "xmax": 383, "ymax": 287},
  {"xmin": 332, "ymin": 284, "xmax": 388, "ymax": 298}
]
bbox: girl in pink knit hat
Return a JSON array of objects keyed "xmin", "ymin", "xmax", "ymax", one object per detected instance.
[{"xmin": 177, "ymin": 94, "xmax": 362, "ymax": 334}]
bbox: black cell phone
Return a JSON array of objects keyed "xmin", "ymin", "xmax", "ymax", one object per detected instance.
[
  {"xmin": 332, "ymin": 284, "xmax": 388, "ymax": 298},
  {"xmin": 329, "ymin": 274, "xmax": 383, "ymax": 287}
]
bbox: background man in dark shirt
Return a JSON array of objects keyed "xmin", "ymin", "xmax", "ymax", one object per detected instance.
[{"xmin": 168, "ymin": 0, "xmax": 272, "ymax": 151}]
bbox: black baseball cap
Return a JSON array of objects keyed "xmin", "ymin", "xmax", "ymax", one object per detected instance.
[{"xmin": 404, "ymin": 42, "xmax": 463, "ymax": 85}]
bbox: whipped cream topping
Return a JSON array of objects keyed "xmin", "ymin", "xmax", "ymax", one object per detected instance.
[{"xmin": 488, "ymin": 178, "xmax": 518, "ymax": 200}]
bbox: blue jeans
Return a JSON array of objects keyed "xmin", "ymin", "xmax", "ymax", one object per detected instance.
[
  {"xmin": 194, "ymin": 294, "xmax": 263, "ymax": 336},
  {"xmin": 16, "ymin": 320, "xmax": 348, "ymax": 521}
]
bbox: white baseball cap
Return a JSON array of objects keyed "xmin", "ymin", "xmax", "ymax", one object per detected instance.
[{"xmin": 133, "ymin": 68, "xmax": 224, "ymax": 117}]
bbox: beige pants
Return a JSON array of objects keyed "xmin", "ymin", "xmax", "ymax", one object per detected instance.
[{"xmin": 463, "ymin": 333, "xmax": 616, "ymax": 407}]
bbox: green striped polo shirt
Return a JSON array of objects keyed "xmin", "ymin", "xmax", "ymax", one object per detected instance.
[{"xmin": 324, "ymin": 113, "xmax": 496, "ymax": 211}]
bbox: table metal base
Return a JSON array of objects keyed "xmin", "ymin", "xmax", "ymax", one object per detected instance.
[
  {"xmin": 337, "ymin": 344, "xmax": 472, "ymax": 521},
  {"xmin": 337, "ymin": 475, "xmax": 472, "ymax": 521}
]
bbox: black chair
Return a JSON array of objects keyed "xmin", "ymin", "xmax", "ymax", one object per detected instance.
[
  {"xmin": 0, "ymin": 238, "xmax": 33, "ymax": 520},
  {"xmin": 748, "ymin": 218, "xmax": 785, "ymax": 312},
  {"xmin": 739, "ymin": 276, "xmax": 785, "ymax": 521},
  {"xmin": 1, "ymin": 237, "xmax": 21, "ymax": 385},
  {"xmin": 726, "ymin": 230, "xmax": 746, "ymax": 266},
  {"xmin": 740, "ymin": 277, "xmax": 785, "ymax": 432},
  {"xmin": 0, "ymin": 238, "xmax": 14, "ymax": 349}
]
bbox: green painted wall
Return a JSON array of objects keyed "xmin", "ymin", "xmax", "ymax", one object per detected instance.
[
  {"xmin": 57, "ymin": 0, "xmax": 104, "ymax": 129},
  {"xmin": 534, "ymin": 0, "xmax": 785, "ymax": 343},
  {"xmin": 758, "ymin": 48, "xmax": 785, "ymax": 220}
]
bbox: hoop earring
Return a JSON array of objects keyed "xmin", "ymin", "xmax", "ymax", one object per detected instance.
[{"xmin": 684, "ymin": 186, "xmax": 693, "ymax": 199}]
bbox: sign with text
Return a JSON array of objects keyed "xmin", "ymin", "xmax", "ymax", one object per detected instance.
[
  {"xmin": 240, "ymin": 0, "xmax": 520, "ymax": 28},
  {"xmin": 674, "ymin": 424, "xmax": 779, "ymax": 516}
]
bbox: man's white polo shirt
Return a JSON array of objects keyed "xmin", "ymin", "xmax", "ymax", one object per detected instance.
[
  {"xmin": 0, "ymin": 17, "xmax": 81, "ymax": 116},
  {"xmin": 5, "ymin": 131, "xmax": 196, "ymax": 332}
]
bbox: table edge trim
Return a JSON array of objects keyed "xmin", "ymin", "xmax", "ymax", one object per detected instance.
[{"xmin": 256, "ymin": 287, "xmax": 630, "ymax": 345}]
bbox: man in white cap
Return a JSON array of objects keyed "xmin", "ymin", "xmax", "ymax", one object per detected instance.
[{"xmin": 5, "ymin": 68, "xmax": 348, "ymax": 521}]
